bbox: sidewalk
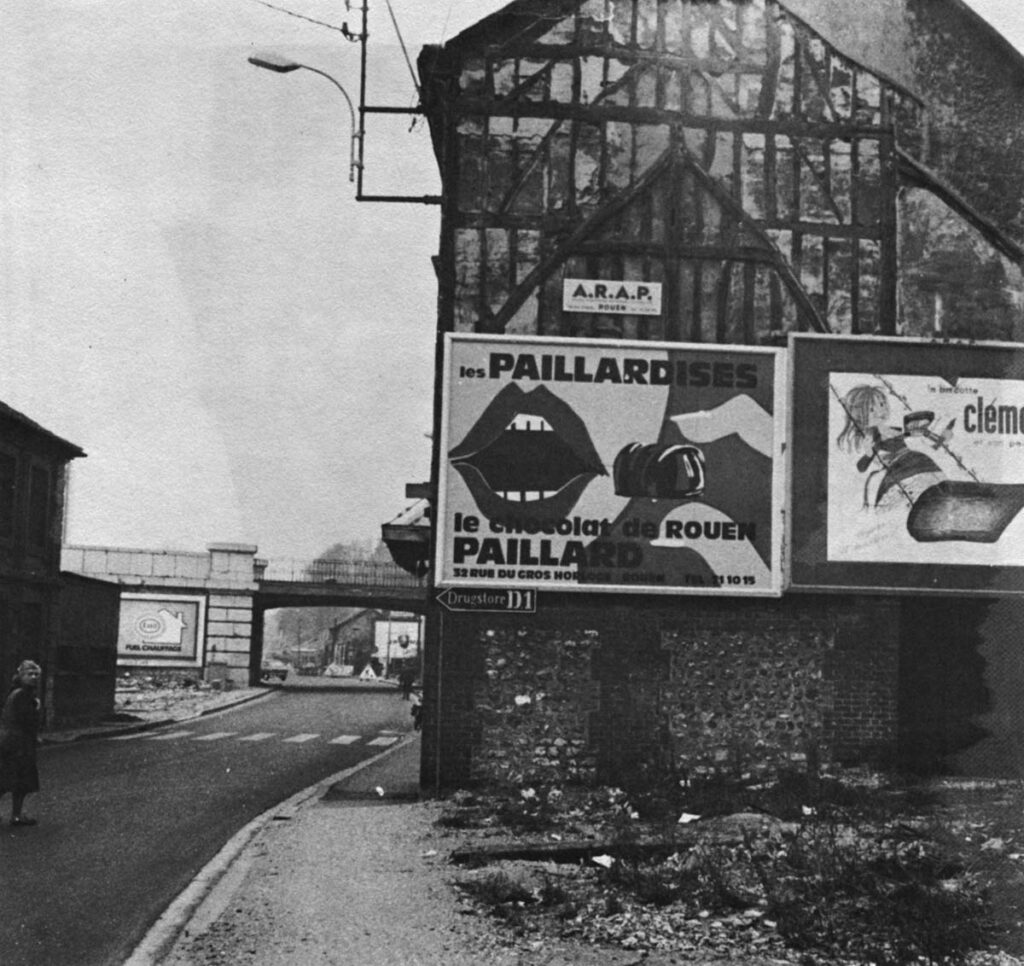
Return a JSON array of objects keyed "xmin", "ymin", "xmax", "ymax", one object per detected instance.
[
  {"xmin": 132, "ymin": 736, "xmax": 521, "ymax": 966},
  {"xmin": 131, "ymin": 735, "xmax": 659, "ymax": 966}
]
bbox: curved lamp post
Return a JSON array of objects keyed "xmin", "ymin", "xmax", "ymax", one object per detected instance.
[{"xmin": 248, "ymin": 53, "xmax": 360, "ymax": 183}]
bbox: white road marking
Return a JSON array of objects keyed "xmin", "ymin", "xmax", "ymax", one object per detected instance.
[
  {"xmin": 194, "ymin": 732, "xmax": 237, "ymax": 741},
  {"xmin": 367, "ymin": 736, "xmax": 399, "ymax": 747},
  {"xmin": 282, "ymin": 733, "xmax": 320, "ymax": 743},
  {"xmin": 238, "ymin": 732, "xmax": 276, "ymax": 742},
  {"xmin": 329, "ymin": 735, "xmax": 360, "ymax": 745},
  {"xmin": 147, "ymin": 731, "xmax": 194, "ymax": 741}
]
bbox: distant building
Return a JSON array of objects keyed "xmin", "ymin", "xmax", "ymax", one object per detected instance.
[
  {"xmin": 327, "ymin": 609, "xmax": 383, "ymax": 673},
  {"xmin": 0, "ymin": 401, "xmax": 120, "ymax": 728}
]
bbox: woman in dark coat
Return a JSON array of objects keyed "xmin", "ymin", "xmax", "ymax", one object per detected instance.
[{"xmin": 0, "ymin": 660, "xmax": 42, "ymax": 826}]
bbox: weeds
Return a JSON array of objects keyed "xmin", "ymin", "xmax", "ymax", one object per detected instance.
[{"xmin": 441, "ymin": 772, "xmax": 1009, "ymax": 963}]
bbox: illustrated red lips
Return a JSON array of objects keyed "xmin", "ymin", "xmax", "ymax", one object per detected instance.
[{"xmin": 449, "ymin": 384, "xmax": 607, "ymax": 524}]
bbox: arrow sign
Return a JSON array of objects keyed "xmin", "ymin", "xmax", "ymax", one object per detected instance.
[{"xmin": 436, "ymin": 587, "xmax": 536, "ymax": 613}]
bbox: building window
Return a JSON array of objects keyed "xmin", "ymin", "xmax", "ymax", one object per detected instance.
[
  {"xmin": 28, "ymin": 466, "xmax": 50, "ymax": 547},
  {"xmin": 0, "ymin": 453, "xmax": 15, "ymax": 540}
]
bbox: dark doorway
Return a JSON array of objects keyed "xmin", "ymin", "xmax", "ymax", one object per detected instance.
[{"xmin": 898, "ymin": 596, "xmax": 989, "ymax": 773}]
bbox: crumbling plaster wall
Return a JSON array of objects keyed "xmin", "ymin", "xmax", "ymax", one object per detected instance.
[
  {"xmin": 430, "ymin": 0, "xmax": 1024, "ymax": 342},
  {"xmin": 781, "ymin": 0, "xmax": 913, "ymax": 91},
  {"xmin": 441, "ymin": 0, "xmax": 922, "ymax": 340},
  {"xmin": 894, "ymin": 0, "xmax": 1024, "ymax": 341},
  {"xmin": 906, "ymin": 0, "xmax": 1024, "ymax": 248}
]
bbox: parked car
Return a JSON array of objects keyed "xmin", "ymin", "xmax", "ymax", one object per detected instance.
[{"xmin": 261, "ymin": 658, "xmax": 289, "ymax": 682}]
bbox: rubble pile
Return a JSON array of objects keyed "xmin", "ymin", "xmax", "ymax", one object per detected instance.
[
  {"xmin": 114, "ymin": 672, "xmax": 263, "ymax": 722},
  {"xmin": 437, "ymin": 774, "xmax": 1024, "ymax": 965}
]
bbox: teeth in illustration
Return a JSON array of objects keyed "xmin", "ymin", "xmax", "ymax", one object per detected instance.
[
  {"xmin": 497, "ymin": 490, "xmax": 549, "ymax": 502},
  {"xmin": 506, "ymin": 415, "xmax": 553, "ymax": 432}
]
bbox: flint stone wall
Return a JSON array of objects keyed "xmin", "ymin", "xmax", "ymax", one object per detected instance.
[{"xmin": 444, "ymin": 597, "xmax": 899, "ymax": 792}]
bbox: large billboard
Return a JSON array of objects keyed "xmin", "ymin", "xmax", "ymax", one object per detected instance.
[
  {"xmin": 117, "ymin": 593, "xmax": 206, "ymax": 667},
  {"xmin": 436, "ymin": 334, "xmax": 786, "ymax": 596},
  {"xmin": 790, "ymin": 335, "xmax": 1024, "ymax": 594}
]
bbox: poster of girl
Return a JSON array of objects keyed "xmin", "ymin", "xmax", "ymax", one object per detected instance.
[{"xmin": 827, "ymin": 375, "xmax": 1024, "ymax": 566}]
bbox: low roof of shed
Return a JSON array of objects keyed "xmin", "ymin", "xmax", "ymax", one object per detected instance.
[{"xmin": 0, "ymin": 400, "xmax": 85, "ymax": 459}]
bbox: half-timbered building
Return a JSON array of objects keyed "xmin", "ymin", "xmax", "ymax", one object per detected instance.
[{"xmin": 415, "ymin": 0, "xmax": 1024, "ymax": 789}]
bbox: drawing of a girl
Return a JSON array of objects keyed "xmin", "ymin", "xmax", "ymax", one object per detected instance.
[
  {"xmin": 836, "ymin": 384, "xmax": 948, "ymax": 508},
  {"xmin": 835, "ymin": 383, "xmax": 1024, "ymax": 544}
]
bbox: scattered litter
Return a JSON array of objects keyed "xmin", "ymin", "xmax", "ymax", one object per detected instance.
[
  {"xmin": 514, "ymin": 694, "xmax": 532, "ymax": 706},
  {"xmin": 375, "ymin": 786, "xmax": 385, "ymax": 797},
  {"xmin": 678, "ymin": 812, "xmax": 701, "ymax": 824},
  {"xmin": 592, "ymin": 854, "xmax": 614, "ymax": 868}
]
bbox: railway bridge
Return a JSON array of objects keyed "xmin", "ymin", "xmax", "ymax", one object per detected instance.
[{"xmin": 61, "ymin": 543, "xmax": 428, "ymax": 686}]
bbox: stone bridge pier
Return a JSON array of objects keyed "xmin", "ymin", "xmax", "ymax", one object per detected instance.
[{"xmin": 61, "ymin": 542, "xmax": 261, "ymax": 687}]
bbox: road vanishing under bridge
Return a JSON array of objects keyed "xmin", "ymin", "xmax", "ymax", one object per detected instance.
[{"xmin": 61, "ymin": 543, "xmax": 430, "ymax": 686}]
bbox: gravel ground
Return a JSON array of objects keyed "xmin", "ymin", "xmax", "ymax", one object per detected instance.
[
  {"xmin": 156, "ymin": 794, "xmax": 783, "ymax": 966},
  {"xmin": 160, "ymin": 800, "xmax": 531, "ymax": 966}
]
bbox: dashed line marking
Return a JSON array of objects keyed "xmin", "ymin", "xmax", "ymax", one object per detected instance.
[{"xmin": 112, "ymin": 729, "xmax": 405, "ymax": 746}]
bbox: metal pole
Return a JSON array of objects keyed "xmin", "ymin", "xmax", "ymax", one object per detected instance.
[
  {"xmin": 297, "ymin": 65, "xmax": 359, "ymax": 183},
  {"xmin": 356, "ymin": 0, "xmax": 369, "ymax": 198}
]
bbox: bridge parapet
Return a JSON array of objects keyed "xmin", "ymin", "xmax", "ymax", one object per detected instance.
[
  {"xmin": 61, "ymin": 543, "xmax": 259, "ymax": 590},
  {"xmin": 260, "ymin": 557, "xmax": 425, "ymax": 588}
]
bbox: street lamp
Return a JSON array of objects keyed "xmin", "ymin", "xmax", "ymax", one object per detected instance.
[{"xmin": 248, "ymin": 53, "xmax": 360, "ymax": 183}]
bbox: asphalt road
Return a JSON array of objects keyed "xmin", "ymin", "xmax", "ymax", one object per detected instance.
[{"xmin": 0, "ymin": 689, "xmax": 415, "ymax": 966}]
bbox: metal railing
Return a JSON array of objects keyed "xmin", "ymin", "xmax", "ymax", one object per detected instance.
[{"xmin": 258, "ymin": 557, "xmax": 426, "ymax": 589}]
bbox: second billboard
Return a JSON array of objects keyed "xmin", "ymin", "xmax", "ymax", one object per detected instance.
[{"xmin": 436, "ymin": 334, "xmax": 786, "ymax": 596}]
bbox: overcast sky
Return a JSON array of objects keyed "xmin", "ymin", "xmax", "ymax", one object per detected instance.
[{"xmin": 1, "ymin": 0, "xmax": 1021, "ymax": 562}]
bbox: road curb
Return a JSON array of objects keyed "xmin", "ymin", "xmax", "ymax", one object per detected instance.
[{"xmin": 123, "ymin": 732, "xmax": 419, "ymax": 966}]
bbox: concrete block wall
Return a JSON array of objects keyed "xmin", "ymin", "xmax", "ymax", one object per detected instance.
[
  {"xmin": 62, "ymin": 546, "xmax": 213, "ymax": 589},
  {"xmin": 205, "ymin": 593, "xmax": 256, "ymax": 683}
]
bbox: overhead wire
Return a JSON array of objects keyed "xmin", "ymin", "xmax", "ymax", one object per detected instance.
[
  {"xmin": 437, "ymin": 0, "xmax": 456, "ymax": 46},
  {"xmin": 245, "ymin": 0, "xmax": 347, "ymax": 35},
  {"xmin": 384, "ymin": 0, "xmax": 421, "ymax": 98}
]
